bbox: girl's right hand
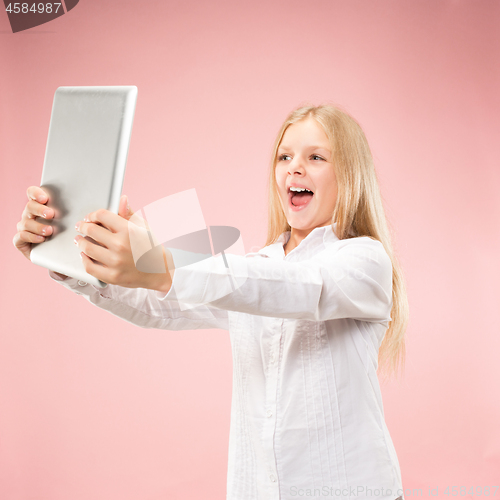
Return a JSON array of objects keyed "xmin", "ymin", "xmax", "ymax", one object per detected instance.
[{"xmin": 13, "ymin": 186, "xmax": 54, "ymax": 261}]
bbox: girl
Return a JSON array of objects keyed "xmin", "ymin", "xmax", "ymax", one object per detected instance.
[{"xmin": 14, "ymin": 104, "xmax": 409, "ymax": 500}]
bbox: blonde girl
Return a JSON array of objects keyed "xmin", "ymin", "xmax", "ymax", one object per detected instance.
[{"xmin": 14, "ymin": 103, "xmax": 408, "ymax": 500}]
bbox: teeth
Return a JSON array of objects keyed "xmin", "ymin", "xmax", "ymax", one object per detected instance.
[{"xmin": 289, "ymin": 187, "xmax": 313, "ymax": 193}]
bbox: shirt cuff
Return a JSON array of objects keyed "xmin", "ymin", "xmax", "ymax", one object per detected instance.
[{"xmin": 49, "ymin": 270, "xmax": 71, "ymax": 281}]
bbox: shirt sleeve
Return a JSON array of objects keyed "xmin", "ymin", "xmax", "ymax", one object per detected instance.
[
  {"xmin": 161, "ymin": 236, "xmax": 393, "ymax": 323},
  {"xmin": 48, "ymin": 271, "xmax": 229, "ymax": 331}
]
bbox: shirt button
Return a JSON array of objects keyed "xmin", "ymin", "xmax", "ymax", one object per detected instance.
[
  {"xmin": 270, "ymin": 353, "xmax": 275, "ymax": 363},
  {"xmin": 78, "ymin": 281, "xmax": 87, "ymax": 286},
  {"xmin": 269, "ymin": 473, "xmax": 277, "ymax": 482},
  {"xmin": 266, "ymin": 409, "xmax": 273, "ymax": 418}
]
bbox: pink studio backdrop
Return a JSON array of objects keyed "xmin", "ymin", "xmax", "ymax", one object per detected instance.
[{"xmin": 1, "ymin": 1, "xmax": 499, "ymax": 499}]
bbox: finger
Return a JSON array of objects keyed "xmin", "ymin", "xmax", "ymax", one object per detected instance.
[
  {"xmin": 75, "ymin": 220, "xmax": 114, "ymax": 248},
  {"xmin": 14, "ymin": 230, "xmax": 46, "ymax": 246},
  {"xmin": 13, "ymin": 232, "xmax": 39, "ymax": 260},
  {"xmin": 118, "ymin": 195, "xmax": 135, "ymax": 220},
  {"xmin": 84, "ymin": 209, "xmax": 125, "ymax": 234},
  {"xmin": 24, "ymin": 200, "xmax": 54, "ymax": 220},
  {"xmin": 27, "ymin": 186, "xmax": 50, "ymax": 204},
  {"xmin": 18, "ymin": 217, "xmax": 54, "ymax": 237},
  {"xmin": 75, "ymin": 235, "xmax": 111, "ymax": 265},
  {"xmin": 80, "ymin": 252, "xmax": 108, "ymax": 283}
]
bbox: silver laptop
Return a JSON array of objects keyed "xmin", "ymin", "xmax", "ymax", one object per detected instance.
[{"xmin": 30, "ymin": 86, "xmax": 138, "ymax": 288}]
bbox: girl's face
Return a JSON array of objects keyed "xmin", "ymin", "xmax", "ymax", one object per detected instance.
[{"xmin": 275, "ymin": 117, "xmax": 338, "ymax": 233}]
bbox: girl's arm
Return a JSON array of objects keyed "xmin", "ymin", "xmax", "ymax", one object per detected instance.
[
  {"xmin": 49, "ymin": 271, "xmax": 229, "ymax": 331},
  {"xmin": 67, "ymin": 206, "xmax": 391, "ymax": 324},
  {"xmin": 161, "ymin": 236, "xmax": 393, "ymax": 324}
]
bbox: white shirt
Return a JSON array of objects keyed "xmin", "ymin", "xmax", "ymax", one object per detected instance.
[{"xmin": 50, "ymin": 223, "xmax": 404, "ymax": 500}]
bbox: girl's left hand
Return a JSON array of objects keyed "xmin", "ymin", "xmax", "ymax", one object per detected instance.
[{"xmin": 74, "ymin": 195, "xmax": 172, "ymax": 293}]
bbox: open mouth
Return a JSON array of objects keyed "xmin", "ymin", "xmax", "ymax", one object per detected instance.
[{"xmin": 288, "ymin": 187, "xmax": 314, "ymax": 211}]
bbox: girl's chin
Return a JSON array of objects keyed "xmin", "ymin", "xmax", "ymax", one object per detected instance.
[
  {"xmin": 286, "ymin": 218, "xmax": 314, "ymax": 230},
  {"xmin": 286, "ymin": 214, "xmax": 333, "ymax": 232}
]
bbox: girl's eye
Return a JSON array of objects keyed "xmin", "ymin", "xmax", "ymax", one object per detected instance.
[
  {"xmin": 278, "ymin": 154, "xmax": 291, "ymax": 161},
  {"xmin": 277, "ymin": 154, "xmax": 326, "ymax": 162}
]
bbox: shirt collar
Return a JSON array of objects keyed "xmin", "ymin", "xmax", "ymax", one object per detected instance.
[{"xmin": 250, "ymin": 223, "xmax": 341, "ymax": 260}]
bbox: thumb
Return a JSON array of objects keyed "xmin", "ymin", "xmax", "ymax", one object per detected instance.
[{"xmin": 118, "ymin": 195, "xmax": 134, "ymax": 220}]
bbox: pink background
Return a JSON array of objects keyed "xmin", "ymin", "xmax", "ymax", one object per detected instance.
[{"xmin": 1, "ymin": 1, "xmax": 499, "ymax": 499}]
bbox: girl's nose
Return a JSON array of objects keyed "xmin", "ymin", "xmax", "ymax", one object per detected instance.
[{"xmin": 288, "ymin": 156, "xmax": 306, "ymax": 175}]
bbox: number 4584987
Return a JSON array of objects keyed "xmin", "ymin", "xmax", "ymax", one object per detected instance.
[{"xmin": 5, "ymin": 3, "xmax": 62, "ymax": 14}]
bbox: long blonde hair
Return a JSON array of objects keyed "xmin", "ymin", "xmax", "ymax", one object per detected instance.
[{"xmin": 265, "ymin": 103, "xmax": 409, "ymax": 382}]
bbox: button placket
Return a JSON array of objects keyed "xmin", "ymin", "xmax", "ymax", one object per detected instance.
[{"xmin": 262, "ymin": 318, "xmax": 282, "ymax": 497}]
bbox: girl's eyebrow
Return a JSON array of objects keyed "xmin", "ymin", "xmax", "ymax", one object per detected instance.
[{"xmin": 278, "ymin": 145, "xmax": 331, "ymax": 153}]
